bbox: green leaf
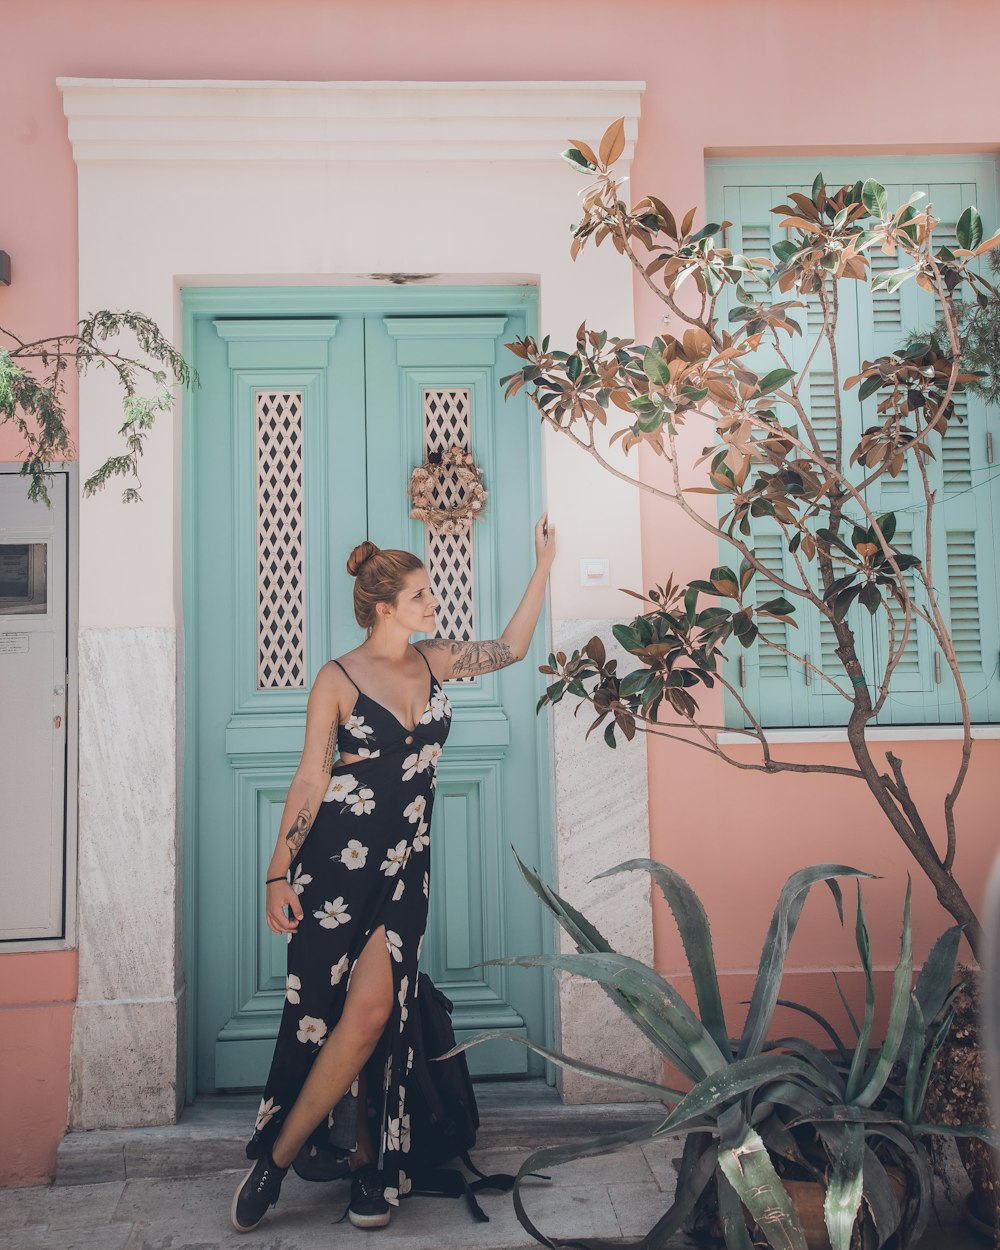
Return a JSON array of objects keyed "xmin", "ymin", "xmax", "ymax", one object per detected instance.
[
  {"xmin": 859, "ymin": 583, "xmax": 882, "ymax": 614},
  {"xmin": 757, "ymin": 367, "xmax": 797, "ymax": 395},
  {"xmin": 823, "ymin": 1121, "xmax": 865, "ymax": 1250},
  {"xmin": 854, "ymin": 877, "xmax": 913, "ymax": 1107},
  {"xmin": 845, "ymin": 883, "xmax": 875, "ymax": 1103},
  {"xmin": 737, "ymin": 866, "xmax": 872, "ymax": 1061},
  {"xmin": 858, "ymin": 374, "xmax": 883, "ymax": 401},
  {"xmin": 643, "ymin": 347, "xmax": 672, "ymax": 386},
  {"xmin": 561, "ymin": 146, "xmax": 596, "ymax": 172},
  {"xmin": 876, "ymin": 511, "xmax": 897, "ymax": 543},
  {"xmin": 594, "ymin": 859, "xmax": 731, "ymax": 1060},
  {"xmin": 717, "ymin": 1117, "xmax": 809, "ymax": 1250},
  {"xmin": 956, "ymin": 205, "xmax": 983, "ymax": 251},
  {"xmin": 862, "ymin": 179, "xmax": 888, "ymax": 218}
]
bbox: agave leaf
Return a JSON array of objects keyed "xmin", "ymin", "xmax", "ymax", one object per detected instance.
[
  {"xmin": 902, "ymin": 992, "xmax": 925, "ymax": 1124},
  {"xmin": 910, "ymin": 1005, "xmax": 956, "ymax": 1123},
  {"xmin": 657, "ymin": 1053, "xmax": 842, "ymax": 1137},
  {"xmin": 831, "ymin": 970, "xmax": 862, "ymax": 1038},
  {"xmin": 509, "ymin": 848, "xmax": 707, "ymax": 1072},
  {"xmin": 716, "ymin": 1169, "xmax": 757, "ymax": 1250},
  {"xmin": 868, "ymin": 1124, "xmax": 934, "ymax": 1246},
  {"xmin": 593, "ymin": 858, "xmax": 731, "ymax": 1059},
  {"xmin": 433, "ymin": 1027, "xmax": 686, "ymax": 1102},
  {"xmin": 717, "ymin": 1111, "xmax": 809, "ymax": 1250},
  {"xmin": 823, "ymin": 1120, "xmax": 864, "ymax": 1250},
  {"xmin": 753, "ymin": 1078, "xmax": 827, "ymax": 1120},
  {"xmin": 899, "ymin": 923, "xmax": 962, "ymax": 1058},
  {"xmin": 774, "ymin": 997, "xmax": 852, "ymax": 1063},
  {"xmin": 762, "ymin": 1037, "xmax": 846, "ymax": 1096},
  {"xmin": 786, "ymin": 1106, "xmax": 1000, "ymax": 1148},
  {"xmin": 481, "ymin": 951, "xmax": 728, "ymax": 1080},
  {"xmin": 846, "ymin": 883, "xmax": 876, "ymax": 1101},
  {"xmin": 738, "ymin": 865, "xmax": 873, "ymax": 1061},
  {"xmin": 637, "ymin": 1132, "xmax": 717, "ymax": 1249},
  {"xmin": 507, "ymin": 1121, "xmax": 677, "ymax": 1250},
  {"xmin": 855, "ymin": 878, "xmax": 913, "ymax": 1107},
  {"xmin": 861, "ymin": 1146, "xmax": 902, "ymax": 1245},
  {"xmin": 753, "ymin": 1111, "xmax": 823, "ymax": 1180}
]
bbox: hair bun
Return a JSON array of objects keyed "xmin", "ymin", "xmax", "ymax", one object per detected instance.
[{"xmin": 347, "ymin": 541, "xmax": 381, "ymax": 578}]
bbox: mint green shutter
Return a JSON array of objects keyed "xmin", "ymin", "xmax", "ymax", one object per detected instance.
[{"xmin": 710, "ymin": 158, "xmax": 1000, "ymax": 728}]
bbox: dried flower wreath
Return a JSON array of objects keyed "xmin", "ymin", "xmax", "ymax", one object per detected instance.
[{"xmin": 407, "ymin": 445, "xmax": 487, "ymax": 535}]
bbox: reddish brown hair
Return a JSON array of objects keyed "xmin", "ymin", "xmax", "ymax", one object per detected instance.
[{"xmin": 346, "ymin": 542, "xmax": 425, "ymax": 633}]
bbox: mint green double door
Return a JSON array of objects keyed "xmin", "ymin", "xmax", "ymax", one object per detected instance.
[{"xmin": 184, "ymin": 289, "xmax": 551, "ymax": 1093}]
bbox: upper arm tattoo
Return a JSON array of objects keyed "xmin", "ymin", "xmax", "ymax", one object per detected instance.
[
  {"xmin": 322, "ymin": 719, "xmax": 338, "ymax": 774},
  {"xmin": 422, "ymin": 638, "xmax": 517, "ymax": 678}
]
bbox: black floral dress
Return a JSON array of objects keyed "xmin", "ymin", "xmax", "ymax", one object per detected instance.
[{"xmin": 246, "ymin": 644, "xmax": 452, "ymax": 1207}]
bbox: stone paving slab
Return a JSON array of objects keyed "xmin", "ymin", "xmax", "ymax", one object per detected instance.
[{"xmin": 1, "ymin": 1142, "xmax": 984, "ymax": 1250}]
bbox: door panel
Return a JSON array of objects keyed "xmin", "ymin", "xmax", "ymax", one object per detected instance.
[{"xmin": 190, "ymin": 300, "xmax": 547, "ymax": 1091}]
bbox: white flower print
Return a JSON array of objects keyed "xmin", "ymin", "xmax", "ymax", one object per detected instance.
[
  {"xmin": 285, "ymin": 973, "xmax": 301, "ymax": 1004},
  {"xmin": 323, "ymin": 772, "xmax": 359, "ymax": 803},
  {"xmin": 344, "ymin": 712, "xmax": 374, "ymax": 740},
  {"xmin": 403, "ymin": 794, "xmax": 426, "ymax": 824},
  {"xmin": 296, "ymin": 1015, "xmax": 328, "ymax": 1046},
  {"xmin": 397, "ymin": 975, "xmax": 409, "ymax": 1028},
  {"xmin": 384, "ymin": 1183, "xmax": 400, "ymax": 1207},
  {"xmin": 348, "ymin": 786, "xmax": 375, "ymax": 816},
  {"xmin": 425, "ymin": 686, "xmax": 449, "ymax": 721},
  {"xmin": 385, "ymin": 929, "xmax": 403, "ymax": 963},
  {"xmin": 400, "ymin": 1112, "xmax": 411, "ymax": 1153},
  {"xmin": 392, "ymin": 878, "xmax": 405, "ymax": 902},
  {"xmin": 422, "ymin": 742, "xmax": 443, "ymax": 770},
  {"xmin": 412, "ymin": 821, "xmax": 429, "ymax": 852},
  {"xmin": 400, "ymin": 1170, "xmax": 412, "ymax": 1196},
  {"xmin": 291, "ymin": 863, "xmax": 312, "ymax": 895},
  {"xmin": 314, "ymin": 897, "xmax": 351, "ymax": 928},
  {"xmin": 255, "ymin": 1096, "xmax": 281, "ymax": 1131},
  {"xmin": 340, "ymin": 839, "xmax": 369, "ymax": 870},
  {"xmin": 422, "ymin": 871, "xmax": 429, "ymax": 899},
  {"xmin": 380, "ymin": 839, "xmax": 410, "ymax": 877},
  {"xmin": 406, "ymin": 1045, "xmax": 413, "ymax": 1074},
  {"xmin": 401, "ymin": 751, "xmax": 422, "ymax": 781},
  {"xmin": 386, "ymin": 1116, "xmax": 401, "ymax": 1152},
  {"xmin": 330, "ymin": 954, "xmax": 349, "ymax": 986},
  {"xmin": 350, "ymin": 1075, "xmax": 359, "ymax": 1097},
  {"xmin": 417, "ymin": 932, "xmax": 424, "ymax": 961},
  {"xmin": 356, "ymin": 746, "xmax": 381, "ymax": 759}
]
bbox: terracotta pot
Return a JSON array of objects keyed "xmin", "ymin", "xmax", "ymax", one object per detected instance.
[{"xmin": 745, "ymin": 1172, "xmax": 907, "ymax": 1250}]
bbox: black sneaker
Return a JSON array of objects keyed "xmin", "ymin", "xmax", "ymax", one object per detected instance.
[
  {"xmin": 348, "ymin": 1162, "xmax": 391, "ymax": 1228},
  {"xmin": 230, "ymin": 1148, "xmax": 288, "ymax": 1233}
]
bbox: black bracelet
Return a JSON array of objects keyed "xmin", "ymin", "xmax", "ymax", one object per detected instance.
[{"xmin": 265, "ymin": 875, "xmax": 287, "ymax": 886}]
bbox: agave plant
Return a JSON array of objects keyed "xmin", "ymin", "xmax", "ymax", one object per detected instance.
[{"xmin": 440, "ymin": 851, "xmax": 998, "ymax": 1250}]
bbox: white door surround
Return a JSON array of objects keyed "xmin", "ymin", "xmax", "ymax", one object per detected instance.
[{"xmin": 58, "ymin": 77, "xmax": 658, "ymax": 1127}]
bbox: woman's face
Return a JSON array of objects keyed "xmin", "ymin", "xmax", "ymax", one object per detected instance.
[{"xmin": 388, "ymin": 568, "xmax": 439, "ymax": 633}]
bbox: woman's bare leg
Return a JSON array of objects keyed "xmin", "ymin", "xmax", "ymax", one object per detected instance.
[{"xmin": 271, "ymin": 925, "xmax": 394, "ymax": 1170}]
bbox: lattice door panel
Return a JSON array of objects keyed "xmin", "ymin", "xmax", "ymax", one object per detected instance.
[
  {"xmin": 256, "ymin": 391, "xmax": 306, "ymax": 689},
  {"xmin": 423, "ymin": 388, "xmax": 476, "ymax": 681}
]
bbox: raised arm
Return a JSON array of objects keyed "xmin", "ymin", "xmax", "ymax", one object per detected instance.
[
  {"xmin": 418, "ymin": 513, "xmax": 556, "ymax": 680},
  {"xmin": 263, "ymin": 662, "xmax": 345, "ymax": 935}
]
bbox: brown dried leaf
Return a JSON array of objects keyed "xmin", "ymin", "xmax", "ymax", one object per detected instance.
[{"xmin": 599, "ymin": 117, "xmax": 626, "ymax": 168}]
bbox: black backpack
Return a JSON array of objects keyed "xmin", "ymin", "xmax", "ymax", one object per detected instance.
[{"xmin": 405, "ymin": 970, "xmax": 549, "ymax": 1221}]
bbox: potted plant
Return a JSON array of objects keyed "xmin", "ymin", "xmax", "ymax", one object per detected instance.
[{"xmin": 442, "ymin": 850, "xmax": 997, "ymax": 1250}]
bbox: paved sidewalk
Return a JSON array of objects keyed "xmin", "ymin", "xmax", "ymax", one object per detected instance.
[{"xmin": 0, "ymin": 1139, "xmax": 984, "ymax": 1250}]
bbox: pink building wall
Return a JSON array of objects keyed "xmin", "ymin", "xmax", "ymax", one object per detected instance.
[{"xmin": 3, "ymin": 0, "xmax": 997, "ymax": 1185}]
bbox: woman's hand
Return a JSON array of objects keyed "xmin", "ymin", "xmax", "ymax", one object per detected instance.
[
  {"xmin": 534, "ymin": 513, "xmax": 556, "ymax": 569},
  {"xmin": 265, "ymin": 879, "xmax": 304, "ymax": 935}
]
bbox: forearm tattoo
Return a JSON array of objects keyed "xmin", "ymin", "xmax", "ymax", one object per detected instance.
[
  {"xmin": 322, "ymin": 719, "xmax": 337, "ymax": 773},
  {"xmin": 422, "ymin": 638, "xmax": 516, "ymax": 678},
  {"xmin": 285, "ymin": 805, "xmax": 313, "ymax": 858}
]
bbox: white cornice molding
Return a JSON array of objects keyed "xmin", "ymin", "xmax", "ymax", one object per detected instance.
[{"xmin": 57, "ymin": 78, "xmax": 645, "ymax": 164}]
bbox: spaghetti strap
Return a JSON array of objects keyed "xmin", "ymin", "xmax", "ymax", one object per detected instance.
[
  {"xmin": 330, "ymin": 657, "xmax": 360, "ymax": 695},
  {"xmin": 413, "ymin": 644, "xmax": 435, "ymax": 679}
]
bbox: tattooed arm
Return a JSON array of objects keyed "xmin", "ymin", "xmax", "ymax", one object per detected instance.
[
  {"xmin": 263, "ymin": 663, "xmax": 344, "ymax": 935},
  {"xmin": 418, "ymin": 517, "xmax": 556, "ymax": 680}
]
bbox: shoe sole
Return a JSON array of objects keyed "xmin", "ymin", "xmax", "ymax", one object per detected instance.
[
  {"xmin": 230, "ymin": 1162, "xmax": 269, "ymax": 1234},
  {"xmin": 348, "ymin": 1208, "xmax": 391, "ymax": 1229}
]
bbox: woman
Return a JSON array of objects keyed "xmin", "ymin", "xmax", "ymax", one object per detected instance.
[{"xmin": 231, "ymin": 513, "xmax": 556, "ymax": 1233}]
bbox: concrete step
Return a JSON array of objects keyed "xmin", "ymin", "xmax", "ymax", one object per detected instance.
[{"xmin": 55, "ymin": 1079, "xmax": 668, "ymax": 1186}]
